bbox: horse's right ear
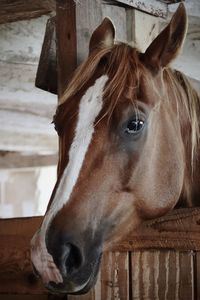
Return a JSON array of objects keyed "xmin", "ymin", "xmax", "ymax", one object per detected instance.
[
  {"xmin": 89, "ymin": 18, "xmax": 115, "ymax": 54},
  {"xmin": 142, "ymin": 3, "xmax": 188, "ymax": 71}
]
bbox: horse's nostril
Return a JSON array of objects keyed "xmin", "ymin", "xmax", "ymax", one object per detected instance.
[{"xmin": 62, "ymin": 243, "xmax": 82, "ymax": 275}]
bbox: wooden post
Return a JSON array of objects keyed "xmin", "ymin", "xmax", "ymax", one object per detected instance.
[
  {"xmin": 35, "ymin": 17, "xmax": 57, "ymax": 94},
  {"xmin": 56, "ymin": 0, "xmax": 77, "ymax": 98}
]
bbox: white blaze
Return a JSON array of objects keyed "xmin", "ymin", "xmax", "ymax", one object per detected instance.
[{"xmin": 31, "ymin": 75, "xmax": 108, "ymax": 285}]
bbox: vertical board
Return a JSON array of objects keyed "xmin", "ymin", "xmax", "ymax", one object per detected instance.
[
  {"xmin": 196, "ymin": 251, "xmax": 200, "ymax": 300},
  {"xmin": 179, "ymin": 251, "xmax": 194, "ymax": 300},
  {"xmin": 56, "ymin": 0, "xmax": 77, "ymax": 96},
  {"xmin": 35, "ymin": 16, "xmax": 57, "ymax": 94},
  {"xmin": 99, "ymin": 251, "xmax": 129, "ymax": 300},
  {"xmin": 68, "ymin": 251, "xmax": 129, "ymax": 300},
  {"xmin": 131, "ymin": 250, "xmax": 194, "ymax": 300},
  {"xmin": 126, "ymin": 9, "xmax": 159, "ymax": 52},
  {"xmin": 76, "ymin": 0, "xmax": 102, "ymax": 64}
]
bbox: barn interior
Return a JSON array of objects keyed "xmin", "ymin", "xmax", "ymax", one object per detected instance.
[{"xmin": 0, "ymin": 0, "xmax": 200, "ymax": 299}]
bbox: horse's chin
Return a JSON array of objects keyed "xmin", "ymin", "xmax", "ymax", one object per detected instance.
[{"xmin": 46, "ymin": 253, "xmax": 102, "ymax": 295}]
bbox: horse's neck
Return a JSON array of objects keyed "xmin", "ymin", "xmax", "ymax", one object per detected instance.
[{"xmin": 177, "ymin": 75, "xmax": 200, "ymax": 207}]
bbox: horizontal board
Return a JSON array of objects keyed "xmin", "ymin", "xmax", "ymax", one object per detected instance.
[
  {"xmin": 105, "ymin": 0, "xmax": 168, "ymax": 18},
  {"xmin": 111, "ymin": 208, "xmax": 200, "ymax": 251},
  {"xmin": 0, "ymin": 0, "xmax": 55, "ymax": 24},
  {"xmin": 0, "ymin": 152, "xmax": 57, "ymax": 169}
]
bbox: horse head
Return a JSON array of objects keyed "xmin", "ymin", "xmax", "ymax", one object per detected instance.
[{"xmin": 31, "ymin": 4, "xmax": 198, "ymax": 294}]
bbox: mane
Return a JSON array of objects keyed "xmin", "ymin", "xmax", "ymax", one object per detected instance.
[
  {"xmin": 55, "ymin": 43, "xmax": 148, "ymax": 131},
  {"xmin": 59, "ymin": 43, "xmax": 145, "ymax": 106},
  {"xmin": 164, "ymin": 68, "xmax": 200, "ymax": 166},
  {"xmin": 55, "ymin": 43, "xmax": 200, "ymax": 169}
]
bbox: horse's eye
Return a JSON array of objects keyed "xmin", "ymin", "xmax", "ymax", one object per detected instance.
[{"xmin": 125, "ymin": 119, "xmax": 145, "ymax": 134}]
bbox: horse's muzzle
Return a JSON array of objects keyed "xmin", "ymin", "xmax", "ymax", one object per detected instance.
[
  {"xmin": 46, "ymin": 250, "xmax": 102, "ymax": 294},
  {"xmin": 46, "ymin": 229, "xmax": 103, "ymax": 294}
]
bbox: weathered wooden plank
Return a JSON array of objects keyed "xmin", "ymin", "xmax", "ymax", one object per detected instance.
[
  {"xmin": 111, "ymin": 208, "xmax": 200, "ymax": 251},
  {"xmin": 0, "ymin": 152, "xmax": 57, "ymax": 169},
  {"xmin": 0, "ymin": 0, "xmax": 55, "ymax": 24},
  {"xmin": 106, "ymin": 0, "xmax": 168, "ymax": 18},
  {"xmin": 0, "ymin": 14, "xmax": 51, "ymax": 64},
  {"xmin": 56, "ymin": 0, "xmax": 77, "ymax": 97},
  {"xmin": 0, "ymin": 217, "xmax": 46, "ymax": 294},
  {"xmin": 0, "ymin": 109, "xmax": 57, "ymax": 153},
  {"xmin": 0, "ymin": 63, "xmax": 57, "ymax": 152},
  {"xmin": 196, "ymin": 251, "xmax": 200, "ymax": 300},
  {"xmin": 35, "ymin": 1, "xmax": 103, "ymax": 95},
  {"xmin": 131, "ymin": 250, "xmax": 194, "ymax": 300},
  {"xmin": 99, "ymin": 251, "xmax": 129, "ymax": 300},
  {"xmin": 0, "ymin": 15, "xmax": 57, "ymax": 153},
  {"xmin": 35, "ymin": 17, "xmax": 57, "ymax": 94},
  {"xmin": 126, "ymin": 8, "xmax": 159, "ymax": 52},
  {"xmin": 76, "ymin": 0, "xmax": 102, "ymax": 64},
  {"xmin": 160, "ymin": 0, "xmax": 181, "ymax": 3},
  {"xmin": 178, "ymin": 251, "xmax": 194, "ymax": 300}
]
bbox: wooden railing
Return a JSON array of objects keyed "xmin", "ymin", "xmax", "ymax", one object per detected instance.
[{"xmin": 0, "ymin": 208, "xmax": 200, "ymax": 299}]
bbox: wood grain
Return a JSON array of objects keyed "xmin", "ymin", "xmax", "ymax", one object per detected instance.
[
  {"xmin": 196, "ymin": 251, "xmax": 200, "ymax": 300},
  {"xmin": 35, "ymin": 17, "xmax": 57, "ymax": 95},
  {"xmin": 56, "ymin": 0, "xmax": 77, "ymax": 97},
  {"xmin": 126, "ymin": 8, "xmax": 159, "ymax": 52},
  {"xmin": 0, "ymin": 217, "xmax": 45, "ymax": 294},
  {"xmin": 76, "ymin": 0, "xmax": 102, "ymax": 64},
  {"xmin": 131, "ymin": 250, "xmax": 194, "ymax": 300},
  {"xmin": 99, "ymin": 251, "xmax": 129, "ymax": 300},
  {"xmin": 0, "ymin": 0, "xmax": 55, "ymax": 24},
  {"xmin": 0, "ymin": 208, "xmax": 200, "ymax": 295},
  {"xmin": 111, "ymin": 208, "xmax": 200, "ymax": 251},
  {"xmin": 106, "ymin": 0, "xmax": 168, "ymax": 18}
]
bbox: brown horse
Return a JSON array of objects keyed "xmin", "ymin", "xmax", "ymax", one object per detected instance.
[{"xmin": 31, "ymin": 4, "xmax": 200, "ymax": 294}]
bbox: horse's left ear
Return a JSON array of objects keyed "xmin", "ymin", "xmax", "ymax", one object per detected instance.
[
  {"xmin": 142, "ymin": 3, "xmax": 188, "ymax": 71},
  {"xmin": 89, "ymin": 18, "xmax": 115, "ymax": 54}
]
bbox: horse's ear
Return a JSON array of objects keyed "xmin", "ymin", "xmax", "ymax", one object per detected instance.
[
  {"xmin": 89, "ymin": 18, "xmax": 115, "ymax": 54},
  {"xmin": 143, "ymin": 3, "xmax": 188, "ymax": 71}
]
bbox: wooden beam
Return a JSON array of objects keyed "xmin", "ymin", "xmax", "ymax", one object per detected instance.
[
  {"xmin": 160, "ymin": 0, "xmax": 182, "ymax": 3},
  {"xmin": 0, "ymin": 0, "xmax": 56, "ymax": 24},
  {"xmin": 106, "ymin": 0, "xmax": 168, "ymax": 18},
  {"xmin": 56, "ymin": 0, "xmax": 77, "ymax": 97},
  {"xmin": 111, "ymin": 208, "xmax": 200, "ymax": 251},
  {"xmin": 36, "ymin": 0, "xmax": 103, "ymax": 95},
  {"xmin": 76, "ymin": 0, "xmax": 102, "ymax": 64},
  {"xmin": 0, "ymin": 152, "xmax": 57, "ymax": 169},
  {"xmin": 0, "ymin": 208, "xmax": 200, "ymax": 294},
  {"xmin": 35, "ymin": 17, "xmax": 57, "ymax": 95},
  {"xmin": 0, "ymin": 109, "xmax": 57, "ymax": 153}
]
